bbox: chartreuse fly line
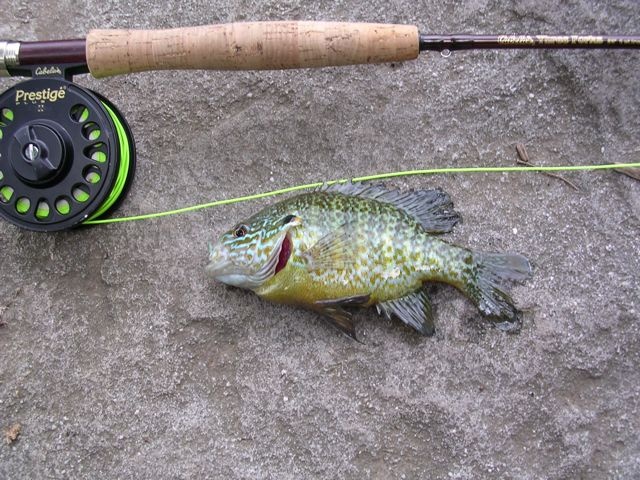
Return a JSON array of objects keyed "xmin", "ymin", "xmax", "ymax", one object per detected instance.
[
  {"xmin": 85, "ymin": 101, "xmax": 132, "ymax": 222},
  {"xmin": 83, "ymin": 161, "xmax": 640, "ymax": 225}
]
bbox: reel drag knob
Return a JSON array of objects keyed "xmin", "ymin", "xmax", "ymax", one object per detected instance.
[{"xmin": 10, "ymin": 123, "xmax": 67, "ymax": 185}]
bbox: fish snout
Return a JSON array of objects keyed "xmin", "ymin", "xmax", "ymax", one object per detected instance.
[{"xmin": 205, "ymin": 241, "xmax": 232, "ymax": 278}]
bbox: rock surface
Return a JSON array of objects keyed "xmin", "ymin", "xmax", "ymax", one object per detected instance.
[{"xmin": 1, "ymin": 1, "xmax": 639, "ymax": 478}]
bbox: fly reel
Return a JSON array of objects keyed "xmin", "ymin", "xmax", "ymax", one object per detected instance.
[{"xmin": 0, "ymin": 75, "xmax": 135, "ymax": 231}]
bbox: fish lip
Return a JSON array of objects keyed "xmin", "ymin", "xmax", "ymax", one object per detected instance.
[
  {"xmin": 205, "ymin": 240, "xmax": 236, "ymax": 278},
  {"xmin": 205, "ymin": 256, "xmax": 233, "ymax": 278}
]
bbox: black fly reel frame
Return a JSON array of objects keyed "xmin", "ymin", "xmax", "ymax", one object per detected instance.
[
  {"xmin": 0, "ymin": 40, "xmax": 135, "ymax": 231},
  {"xmin": 1, "ymin": 23, "xmax": 638, "ymax": 231}
]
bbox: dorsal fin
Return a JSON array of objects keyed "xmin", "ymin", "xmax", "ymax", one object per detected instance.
[{"xmin": 320, "ymin": 182, "xmax": 461, "ymax": 233}]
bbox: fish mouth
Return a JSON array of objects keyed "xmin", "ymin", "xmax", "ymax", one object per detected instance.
[
  {"xmin": 206, "ymin": 232, "xmax": 291, "ymax": 289},
  {"xmin": 205, "ymin": 255, "xmax": 232, "ymax": 277}
]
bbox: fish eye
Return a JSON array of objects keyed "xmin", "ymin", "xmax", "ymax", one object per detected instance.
[{"xmin": 233, "ymin": 225, "xmax": 248, "ymax": 238}]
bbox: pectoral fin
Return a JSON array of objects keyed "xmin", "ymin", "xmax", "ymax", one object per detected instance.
[
  {"xmin": 314, "ymin": 294, "xmax": 370, "ymax": 340},
  {"xmin": 377, "ymin": 290, "xmax": 436, "ymax": 336},
  {"xmin": 303, "ymin": 222, "xmax": 357, "ymax": 272}
]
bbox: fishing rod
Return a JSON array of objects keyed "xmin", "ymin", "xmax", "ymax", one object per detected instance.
[{"xmin": 0, "ymin": 21, "xmax": 639, "ymax": 231}]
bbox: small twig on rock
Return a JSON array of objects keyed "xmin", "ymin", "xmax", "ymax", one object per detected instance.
[
  {"xmin": 516, "ymin": 143, "xmax": 580, "ymax": 191},
  {"xmin": 614, "ymin": 163, "xmax": 640, "ymax": 181}
]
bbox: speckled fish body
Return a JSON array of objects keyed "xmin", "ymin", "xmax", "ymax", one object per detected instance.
[
  {"xmin": 252, "ymin": 190, "xmax": 464, "ymax": 304},
  {"xmin": 206, "ymin": 183, "xmax": 532, "ymax": 339}
]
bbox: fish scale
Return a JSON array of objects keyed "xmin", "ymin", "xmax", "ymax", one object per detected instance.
[{"xmin": 206, "ymin": 183, "xmax": 532, "ymax": 339}]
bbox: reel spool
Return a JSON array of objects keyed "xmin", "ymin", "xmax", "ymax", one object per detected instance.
[{"xmin": 0, "ymin": 75, "xmax": 135, "ymax": 231}]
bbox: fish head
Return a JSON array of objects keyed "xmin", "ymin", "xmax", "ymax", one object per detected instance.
[{"xmin": 206, "ymin": 212, "xmax": 301, "ymax": 290}]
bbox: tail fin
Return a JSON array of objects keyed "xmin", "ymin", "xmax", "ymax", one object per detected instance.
[{"xmin": 466, "ymin": 252, "xmax": 532, "ymax": 331}]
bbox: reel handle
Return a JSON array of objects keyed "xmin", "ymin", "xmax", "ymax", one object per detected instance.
[{"xmin": 86, "ymin": 21, "xmax": 420, "ymax": 78}]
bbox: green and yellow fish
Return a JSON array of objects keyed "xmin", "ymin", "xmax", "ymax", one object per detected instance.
[{"xmin": 206, "ymin": 183, "xmax": 532, "ymax": 339}]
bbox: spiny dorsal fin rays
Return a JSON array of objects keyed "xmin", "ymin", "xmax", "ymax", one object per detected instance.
[
  {"xmin": 377, "ymin": 290, "xmax": 435, "ymax": 336},
  {"xmin": 320, "ymin": 181, "xmax": 461, "ymax": 233},
  {"xmin": 302, "ymin": 221, "xmax": 358, "ymax": 272}
]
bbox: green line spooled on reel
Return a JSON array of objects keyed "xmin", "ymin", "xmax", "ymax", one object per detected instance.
[{"xmin": 1, "ymin": 23, "xmax": 639, "ymax": 231}]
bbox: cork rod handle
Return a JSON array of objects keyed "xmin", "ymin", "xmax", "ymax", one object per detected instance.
[{"xmin": 86, "ymin": 21, "xmax": 420, "ymax": 78}]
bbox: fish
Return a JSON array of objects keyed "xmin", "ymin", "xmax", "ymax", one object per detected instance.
[{"xmin": 206, "ymin": 183, "xmax": 532, "ymax": 339}]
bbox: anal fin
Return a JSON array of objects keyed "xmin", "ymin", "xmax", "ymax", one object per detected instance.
[
  {"xmin": 314, "ymin": 294, "xmax": 370, "ymax": 341},
  {"xmin": 377, "ymin": 290, "xmax": 435, "ymax": 336}
]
